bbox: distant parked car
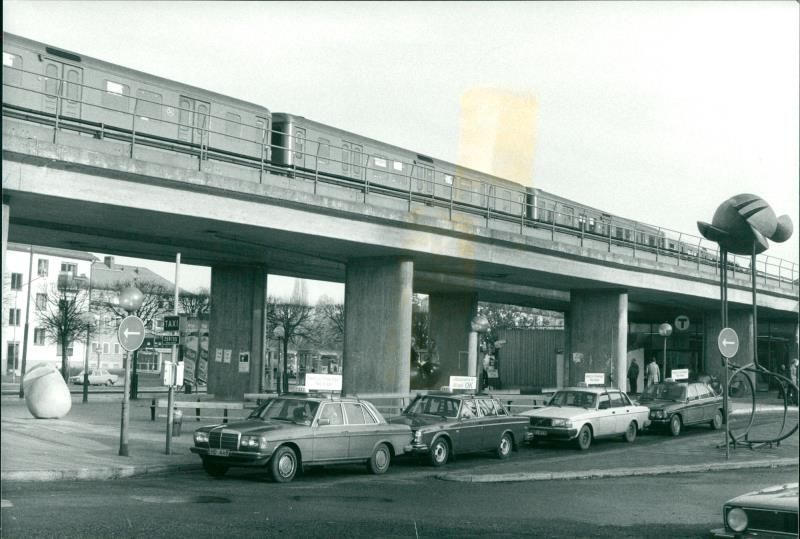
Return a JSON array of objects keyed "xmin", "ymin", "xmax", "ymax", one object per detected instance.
[
  {"xmin": 68, "ymin": 369, "xmax": 119, "ymax": 386},
  {"xmin": 710, "ymin": 482, "xmax": 798, "ymax": 538},
  {"xmin": 519, "ymin": 387, "xmax": 650, "ymax": 450},
  {"xmin": 388, "ymin": 392, "xmax": 530, "ymax": 466},
  {"xmin": 191, "ymin": 393, "xmax": 412, "ymax": 483},
  {"xmin": 637, "ymin": 380, "xmax": 723, "ymax": 436}
]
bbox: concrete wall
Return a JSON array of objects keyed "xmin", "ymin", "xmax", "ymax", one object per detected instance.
[
  {"xmin": 428, "ymin": 293, "xmax": 477, "ymax": 381},
  {"xmin": 207, "ymin": 266, "xmax": 267, "ymax": 400},
  {"xmin": 565, "ymin": 290, "xmax": 628, "ymax": 388},
  {"xmin": 342, "ymin": 258, "xmax": 412, "ymax": 396}
]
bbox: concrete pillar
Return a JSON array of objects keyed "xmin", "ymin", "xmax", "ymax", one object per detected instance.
[
  {"xmin": 565, "ymin": 289, "xmax": 628, "ymax": 389},
  {"xmin": 342, "ymin": 257, "xmax": 413, "ymax": 396},
  {"xmin": 702, "ymin": 309, "xmax": 754, "ymax": 384},
  {"xmin": 429, "ymin": 293, "xmax": 478, "ymax": 381},
  {"xmin": 2, "ymin": 199, "xmax": 8, "ymax": 297},
  {"xmin": 207, "ymin": 265, "xmax": 268, "ymax": 400}
]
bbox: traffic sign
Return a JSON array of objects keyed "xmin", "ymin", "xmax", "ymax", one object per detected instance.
[
  {"xmin": 163, "ymin": 315, "xmax": 180, "ymax": 332},
  {"xmin": 717, "ymin": 327, "xmax": 739, "ymax": 358},
  {"xmin": 160, "ymin": 335, "xmax": 180, "ymax": 346},
  {"xmin": 674, "ymin": 315, "xmax": 690, "ymax": 332},
  {"xmin": 118, "ymin": 315, "xmax": 145, "ymax": 352}
]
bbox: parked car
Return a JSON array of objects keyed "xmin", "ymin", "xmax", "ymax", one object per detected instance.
[
  {"xmin": 191, "ymin": 393, "xmax": 412, "ymax": 483},
  {"xmin": 637, "ymin": 381, "xmax": 723, "ymax": 436},
  {"xmin": 519, "ymin": 387, "xmax": 650, "ymax": 450},
  {"xmin": 388, "ymin": 392, "xmax": 530, "ymax": 466},
  {"xmin": 710, "ymin": 482, "xmax": 798, "ymax": 538},
  {"xmin": 68, "ymin": 369, "xmax": 119, "ymax": 386}
]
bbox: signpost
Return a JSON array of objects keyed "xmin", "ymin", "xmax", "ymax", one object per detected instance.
[
  {"xmin": 117, "ymin": 288, "xmax": 144, "ymax": 457},
  {"xmin": 717, "ymin": 327, "xmax": 739, "ymax": 358},
  {"xmin": 118, "ymin": 316, "xmax": 145, "ymax": 352}
]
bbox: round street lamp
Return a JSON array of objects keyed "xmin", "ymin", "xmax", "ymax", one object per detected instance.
[
  {"xmin": 658, "ymin": 323, "xmax": 673, "ymax": 379},
  {"xmin": 273, "ymin": 326, "xmax": 286, "ymax": 393}
]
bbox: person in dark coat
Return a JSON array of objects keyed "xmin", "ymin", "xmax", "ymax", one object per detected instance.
[{"xmin": 627, "ymin": 359, "xmax": 640, "ymax": 394}]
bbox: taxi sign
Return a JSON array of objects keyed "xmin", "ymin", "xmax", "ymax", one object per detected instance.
[
  {"xmin": 671, "ymin": 368, "xmax": 689, "ymax": 381},
  {"xmin": 449, "ymin": 376, "xmax": 477, "ymax": 390},
  {"xmin": 305, "ymin": 373, "xmax": 342, "ymax": 392},
  {"xmin": 118, "ymin": 315, "xmax": 145, "ymax": 352},
  {"xmin": 584, "ymin": 373, "xmax": 605, "ymax": 385},
  {"xmin": 717, "ymin": 328, "xmax": 739, "ymax": 358}
]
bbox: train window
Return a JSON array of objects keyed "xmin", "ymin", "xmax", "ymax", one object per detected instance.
[
  {"xmin": 374, "ymin": 157, "xmax": 387, "ymax": 168},
  {"xmin": 615, "ymin": 227, "xmax": 624, "ymax": 239},
  {"xmin": 44, "ymin": 63, "xmax": 59, "ymax": 96},
  {"xmin": 294, "ymin": 128, "xmax": 305, "ymax": 160},
  {"xmin": 225, "ymin": 112, "xmax": 242, "ymax": 137},
  {"xmin": 351, "ymin": 144, "xmax": 363, "ymax": 178},
  {"xmin": 444, "ymin": 174, "xmax": 453, "ymax": 185},
  {"xmin": 393, "ymin": 161, "xmax": 403, "ymax": 171},
  {"xmin": 102, "ymin": 80, "xmax": 130, "ymax": 112},
  {"xmin": 2, "ymin": 52, "xmax": 22, "ymax": 86},
  {"xmin": 341, "ymin": 143, "xmax": 350, "ymax": 173},
  {"xmin": 135, "ymin": 89, "xmax": 162, "ymax": 120},
  {"xmin": 317, "ymin": 138, "xmax": 330, "ymax": 164}
]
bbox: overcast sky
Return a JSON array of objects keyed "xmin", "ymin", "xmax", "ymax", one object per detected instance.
[{"xmin": 4, "ymin": 1, "xmax": 798, "ymax": 296}]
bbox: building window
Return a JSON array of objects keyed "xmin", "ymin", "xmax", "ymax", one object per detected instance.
[
  {"xmin": 10, "ymin": 273, "xmax": 22, "ymax": 290},
  {"xmin": 103, "ymin": 343, "xmax": 109, "ymax": 354},
  {"xmin": 8, "ymin": 308, "xmax": 21, "ymax": 326},
  {"xmin": 37, "ymin": 259, "xmax": 49, "ymax": 277},
  {"xmin": 6, "ymin": 342, "xmax": 20, "ymax": 371},
  {"xmin": 114, "ymin": 344, "xmax": 120, "ymax": 354},
  {"xmin": 225, "ymin": 112, "xmax": 242, "ymax": 137},
  {"xmin": 56, "ymin": 344, "xmax": 74, "ymax": 357},
  {"xmin": 33, "ymin": 328, "xmax": 46, "ymax": 345},
  {"xmin": 35, "ymin": 293, "xmax": 47, "ymax": 310},
  {"xmin": 102, "ymin": 80, "xmax": 130, "ymax": 112},
  {"xmin": 60, "ymin": 262, "xmax": 77, "ymax": 275},
  {"xmin": 135, "ymin": 89, "xmax": 162, "ymax": 120}
]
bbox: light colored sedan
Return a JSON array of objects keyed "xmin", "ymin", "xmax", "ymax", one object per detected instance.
[
  {"xmin": 519, "ymin": 387, "xmax": 650, "ymax": 450},
  {"xmin": 68, "ymin": 369, "xmax": 119, "ymax": 386}
]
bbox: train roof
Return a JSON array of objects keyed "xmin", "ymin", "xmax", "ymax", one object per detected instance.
[{"xmin": 3, "ymin": 33, "xmax": 270, "ymax": 114}]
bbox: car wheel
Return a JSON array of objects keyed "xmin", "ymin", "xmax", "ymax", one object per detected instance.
[
  {"xmin": 496, "ymin": 432, "xmax": 513, "ymax": 459},
  {"xmin": 429, "ymin": 437, "xmax": 450, "ymax": 467},
  {"xmin": 202, "ymin": 459, "xmax": 228, "ymax": 478},
  {"xmin": 669, "ymin": 415, "xmax": 682, "ymax": 437},
  {"xmin": 710, "ymin": 410, "xmax": 723, "ymax": 430},
  {"xmin": 623, "ymin": 421, "xmax": 637, "ymax": 443},
  {"xmin": 576, "ymin": 425, "xmax": 592, "ymax": 450},
  {"xmin": 270, "ymin": 445, "xmax": 298, "ymax": 483},
  {"xmin": 367, "ymin": 443, "xmax": 391, "ymax": 475},
  {"xmin": 105, "ymin": 380, "xmax": 112, "ymax": 386}
]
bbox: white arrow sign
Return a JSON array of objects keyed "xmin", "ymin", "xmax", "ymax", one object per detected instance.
[{"xmin": 124, "ymin": 328, "xmax": 141, "ymax": 339}]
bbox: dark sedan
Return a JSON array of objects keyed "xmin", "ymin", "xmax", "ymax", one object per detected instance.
[
  {"xmin": 388, "ymin": 392, "xmax": 529, "ymax": 466},
  {"xmin": 191, "ymin": 394, "xmax": 412, "ymax": 482},
  {"xmin": 638, "ymin": 381, "xmax": 723, "ymax": 436}
]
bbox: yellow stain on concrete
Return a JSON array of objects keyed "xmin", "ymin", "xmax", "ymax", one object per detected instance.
[{"xmin": 456, "ymin": 87, "xmax": 537, "ymax": 188}]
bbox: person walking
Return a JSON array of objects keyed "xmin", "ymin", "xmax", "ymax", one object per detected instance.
[
  {"xmin": 789, "ymin": 357, "xmax": 799, "ymax": 405},
  {"xmin": 627, "ymin": 359, "xmax": 640, "ymax": 394},
  {"xmin": 645, "ymin": 356, "xmax": 660, "ymax": 389}
]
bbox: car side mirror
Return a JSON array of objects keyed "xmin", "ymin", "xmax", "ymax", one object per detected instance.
[{"xmin": 318, "ymin": 418, "xmax": 330, "ymax": 426}]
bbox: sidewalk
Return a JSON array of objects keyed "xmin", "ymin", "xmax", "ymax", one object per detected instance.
[{"xmin": 1, "ymin": 393, "xmax": 797, "ymax": 483}]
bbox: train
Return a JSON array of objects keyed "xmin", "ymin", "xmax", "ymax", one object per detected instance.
[{"xmin": 2, "ymin": 32, "xmax": 720, "ymax": 265}]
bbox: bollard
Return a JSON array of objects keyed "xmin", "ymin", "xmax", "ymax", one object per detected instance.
[
  {"xmin": 150, "ymin": 398, "xmax": 156, "ymax": 421},
  {"xmin": 172, "ymin": 409, "xmax": 183, "ymax": 436}
]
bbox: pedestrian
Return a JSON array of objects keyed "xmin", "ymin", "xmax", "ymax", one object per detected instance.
[
  {"xmin": 627, "ymin": 359, "xmax": 639, "ymax": 394},
  {"xmin": 645, "ymin": 356, "xmax": 660, "ymax": 388},
  {"xmin": 789, "ymin": 357, "xmax": 799, "ymax": 406}
]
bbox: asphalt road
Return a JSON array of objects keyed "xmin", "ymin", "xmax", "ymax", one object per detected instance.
[{"xmin": 2, "ymin": 464, "xmax": 796, "ymax": 538}]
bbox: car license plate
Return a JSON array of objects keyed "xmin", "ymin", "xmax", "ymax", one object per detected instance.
[
  {"xmin": 533, "ymin": 429, "xmax": 548, "ymax": 437},
  {"xmin": 209, "ymin": 448, "xmax": 229, "ymax": 457}
]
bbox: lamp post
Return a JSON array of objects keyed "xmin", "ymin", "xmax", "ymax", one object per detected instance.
[
  {"xmin": 658, "ymin": 323, "xmax": 672, "ymax": 379},
  {"xmin": 79, "ymin": 311, "xmax": 99, "ymax": 403},
  {"xmin": 117, "ymin": 286, "xmax": 143, "ymax": 457},
  {"xmin": 469, "ymin": 314, "xmax": 490, "ymax": 393},
  {"xmin": 273, "ymin": 325, "xmax": 286, "ymax": 393}
]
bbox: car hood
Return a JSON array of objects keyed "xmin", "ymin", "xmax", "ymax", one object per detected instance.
[
  {"xmin": 639, "ymin": 398, "xmax": 683, "ymax": 411},
  {"xmin": 388, "ymin": 415, "xmax": 451, "ymax": 429},
  {"xmin": 725, "ymin": 483, "xmax": 799, "ymax": 511},
  {"xmin": 519, "ymin": 406, "xmax": 594, "ymax": 420},
  {"xmin": 199, "ymin": 419, "xmax": 306, "ymax": 436}
]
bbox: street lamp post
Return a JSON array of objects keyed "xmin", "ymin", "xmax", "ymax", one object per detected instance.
[
  {"xmin": 273, "ymin": 326, "xmax": 286, "ymax": 393},
  {"xmin": 659, "ymin": 322, "xmax": 672, "ymax": 379},
  {"xmin": 79, "ymin": 311, "xmax": 99, "ymax": 404},
  {"xmin": 469, "ymin": 314, "xmax": 490, "ymax": 393},
  {"xmin": 18, "ymin": 246, "xmax": 34, "ymax": 399},
  {"xmin": 117, "ymin": 286, "xmax": 143, "ymax": 457}
]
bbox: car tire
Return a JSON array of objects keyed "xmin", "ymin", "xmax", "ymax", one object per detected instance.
[
  {"xmin": 367, "ymin": 443, "xmax": 391, "ymax": 475},
  {"xmin": 623, "ymin": 421, "xmax": 637, "ymax": 443},
  {"xmin": 496, "ymin": 432, "xmax": 513, "ymax": 459},
  {"xmin": 710, "ymin": 410, "xmax": 723, "ymax": 430},
  {"xmin": 576, "ymin": 425, "xmax": 592, "ymax": 451},
  {"xmin": 429, "ymin": 437, "xmax": 450, "ymax": 467},
  {"xmin": 669, "ymin": 415, "xmax": 682, "ymax": 437},
  {"xmin": 202, "ymin": 460, "xmax": 228, "ymax": 478},
  {"xmin": 105, "ymin": 380, "xmax": 112, "ymax": 386},
  {"xmin": 270, "ymin": 445, "xmax": 298, "ymax": 483}
]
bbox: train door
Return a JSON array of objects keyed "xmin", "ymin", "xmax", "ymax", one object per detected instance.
[
  {"xmin": 293, "ymin": 127, "xmax": 306, "ymax": 168},
  {"xmin": 42, "ymin": 59, "xmax": 83, "ymax": 118},
  {"xmin": 414, "ymin": 162, "xmax": 434, "ymax": 195},
  {"xmin": 177, "ymin": 95, "xmax": 210, "ymax": 146}
]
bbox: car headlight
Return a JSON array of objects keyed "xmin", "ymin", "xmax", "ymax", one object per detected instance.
[
  {"xmin": 651, "ymin": 410, "xmax": 665, "ymax": 419},
  {"xmin": 413, "ymin": 430, "xmax": 422, "ymax": 443},
  {"xmin": 194, "ymin": 432, "xmax": 209, "ymax": 444},
  {"xmin": 726, "ymin": 507, "xmax": 747, "ymax": 532},
  {"xmin": 551, "ymin": 419, "xmax": 571, "ymax": 428},
  {"xmin": 240, "ymin": 435, "xmax": 260, "ymax": 449}
]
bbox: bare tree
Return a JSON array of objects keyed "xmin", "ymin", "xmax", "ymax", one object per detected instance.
[
  {"xmin": 35, "ymin": 275, "xmax": 93, "ymax": 380},
  {"xmin": 179, "ymin": 287, "xmax": 210, "ymax": 316},
  {"xmin": 315, "ymin": 294, "xmax": 344, "ymax": 346},
  {"xmin": 267, "ymin": 295, "xmax": 315, "ymax": 392}
]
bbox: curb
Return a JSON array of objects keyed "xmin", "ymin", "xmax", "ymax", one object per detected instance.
[
  {"xmin": 437, "ymin": 458, "xmax": 799, "ymax": 483},
  {"xmin": 1, "ymin": 463, "xmax": 200, "ymax": 482}
]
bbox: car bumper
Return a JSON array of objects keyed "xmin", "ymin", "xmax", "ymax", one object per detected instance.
[
  {"xmin": 526, "ymin": 427, "xmax": 578, "ymax": 441},
  {"xmin": 403, "ymin": 442, "xmax": 430, "ymax": 455},
  {"xmin": 709, "ymin": 526, "xmax": 795, "ymax": 538},
  {"xmin": 191, "ymin": 446, "xmax": 272, "ymax": 466}
]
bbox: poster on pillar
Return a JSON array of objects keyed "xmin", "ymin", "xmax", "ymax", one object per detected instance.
[
  {"xmin": 181, "ymin": 317, "xmax": 199, "ymax": 385},
  {"xmin": 197, "ymin": 318, "xmax": 209, "ymax": 385},
  {"xmin": 238, "ymin": 352, "xmax": 250, "ymax": 373}
]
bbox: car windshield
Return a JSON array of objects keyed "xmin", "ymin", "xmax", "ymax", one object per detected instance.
[
  {"xmin": 549, "ymin": 391, "xmax": 597, "ymax": 408},
  {"xmin": 404, "ymin": 396, "xmax": 459, "ymax": 418},
  {"xmin": 641, "ymin": 384, "xmax": 686, "ymax": 401},
  {"xmin": 249, "ymin": 398, "xmax": 320, "ymax": 424}
]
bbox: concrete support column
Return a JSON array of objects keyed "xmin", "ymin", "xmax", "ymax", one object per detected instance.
[
  {"xmin": 207, "ymin": 265, "xmax": 268, "ymax": 400},
  {"xmin": 702, "ymin": 309, "xmax": 754, "ymax": 383},
  {"xmin": 2, "ymin": 199, "xmax": 9, "ymax": 298},
  {"xmin": 342, "ymin": 257, "xmax": 413, "ymax": 396},
  {"xmin": 428, "ymin": 293, "xmax": 478, "ymax": 381},
  {"xmin": 565, "ymin": 289, "xmax": 628, "ymax": 388}
]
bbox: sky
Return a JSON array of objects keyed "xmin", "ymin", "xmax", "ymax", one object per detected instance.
[{"xmin": 4, "ymin": 1, "xmax": 798, "ymax": 295}]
